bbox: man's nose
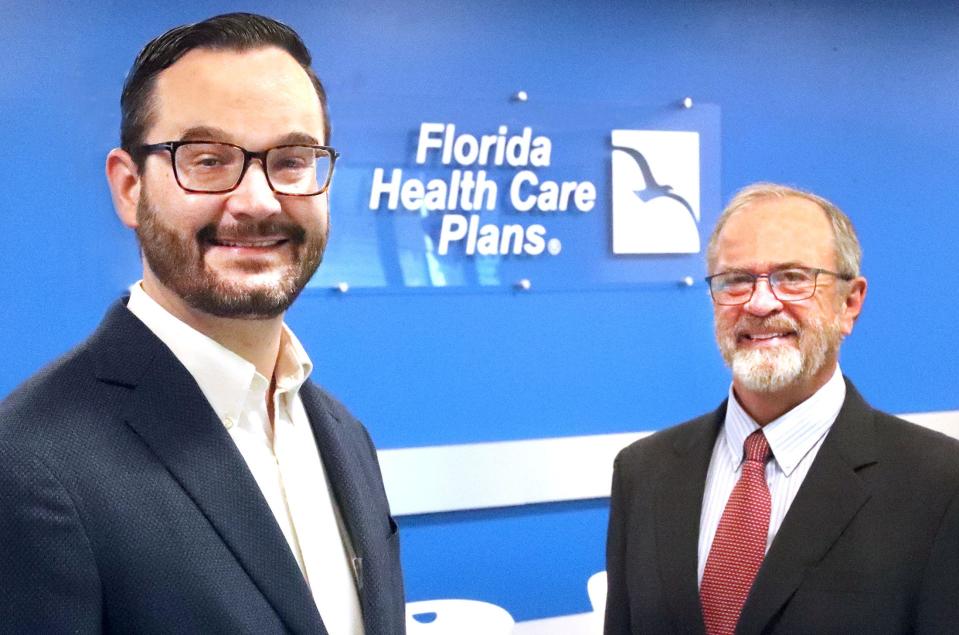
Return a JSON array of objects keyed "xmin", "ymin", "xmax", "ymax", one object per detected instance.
[
  {"xmin": 743, "ymin": 276, "xmax": 784, "ymax": 316},
  {"xmin": 223, "ymin": 160, "xmax": 282, "ymax": 219}
]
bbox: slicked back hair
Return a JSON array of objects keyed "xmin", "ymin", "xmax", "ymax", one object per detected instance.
[
  {"xmin": 706, "ymin": 182, "xmax": 862, "ymax": 278},
  {"xmin": 120, "ymin": 12, "xmax": 329, "ymax": 164}
]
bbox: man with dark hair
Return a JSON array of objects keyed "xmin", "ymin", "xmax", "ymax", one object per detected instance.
[
  {"xmin": 120, "ymin": 12, "xmax": 331, "ymax": 155},
  {"xmin": 0, "ymin": 13, "xmax": 405, "ymax": 634},
  {"xmin": 604, "ymin": 183, "xmax": 959, "ymax": 633}
]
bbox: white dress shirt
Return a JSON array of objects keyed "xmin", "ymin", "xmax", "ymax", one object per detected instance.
[
  {"xmin": 127, "ymin": 283, "xmax": 364, "ymax": 635},
  {"xmin": 697, "ymin": 366, "xmax": 846, "ymax": 586}
]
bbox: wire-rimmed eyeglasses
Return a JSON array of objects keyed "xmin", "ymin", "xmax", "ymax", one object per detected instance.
[
  {"xmin": 705, "ymin": 267, "xmax": 854, "ymax": 305},
  {"xmin": 134, "ymin": 141, "xmax": 339, "ymax": 196}
]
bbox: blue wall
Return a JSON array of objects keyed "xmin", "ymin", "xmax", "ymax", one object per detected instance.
[{"xmin": 2, "ymin": 0, "xmax": 957, "ymax": 621}]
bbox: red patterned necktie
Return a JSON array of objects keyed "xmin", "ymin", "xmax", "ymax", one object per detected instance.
[{"xmin": 700, "ymin": 429, "xmax": 772, "ymax": 635}]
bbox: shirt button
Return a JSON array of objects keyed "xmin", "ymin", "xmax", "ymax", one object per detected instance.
[{"xmin": 224, "ymin": 416, "xmax": 236, "ymax": 430}]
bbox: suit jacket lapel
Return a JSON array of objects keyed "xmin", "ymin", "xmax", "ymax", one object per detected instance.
[
  {"xmin": 300, "ymin": 383, "xmax": 396, "ymax": 635},
  {"xmin": 91, "ymin": 302, "xmax": 326, "ymax": 634},
  {"xmin": 656, "ymin": 406, "xmax": 725, "ymax": 634},
  {"xmin": 737, "ymin": 380, "xmax": 877, "ymax": 633}
]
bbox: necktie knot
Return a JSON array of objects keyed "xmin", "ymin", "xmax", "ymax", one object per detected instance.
[{"xmin": 743, "ymin": 430, "xmax": 770, "ymax": 464}]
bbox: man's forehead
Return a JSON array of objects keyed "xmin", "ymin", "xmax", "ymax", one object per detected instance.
[
  {"xmin": 155, "ymin": 44, "xmax": 310, "ymax": 85},
  {"xmin": 715, "ymin": 196, "xmax": 836, "ymax": 269},
  {"xmin": 147, "ymin": 46, "xmax": 324, "ymax": 145}
]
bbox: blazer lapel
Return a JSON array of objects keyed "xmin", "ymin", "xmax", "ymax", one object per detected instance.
[
  {"xmin": 91, "ymin": 302, "xmax": 326, "ymax": 634},
  {"xmin": 300, "ymin": 383, "xmax": 396, "ymax": 635},
  {"xmin": 737, "ymin": 381, "xmax": 877, "ymax": 633},
  {"xmin": 655, "ymin": 406, "xmax": 725, "ymax": 634}
]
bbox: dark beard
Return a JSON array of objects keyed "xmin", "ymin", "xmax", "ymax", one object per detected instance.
[{"xmin": 135, "ymin": 196, "xmax": 325, "ymax": 319}]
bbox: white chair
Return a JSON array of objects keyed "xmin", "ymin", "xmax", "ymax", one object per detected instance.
[
  {"xmin": 406, "ymin": 598, "xmax": 515, "ymax": 635},
  {"xmin": 587, "ymin": 570, "xmax": 608, "ymax": 632}
]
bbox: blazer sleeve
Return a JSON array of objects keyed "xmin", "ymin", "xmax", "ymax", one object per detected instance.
[
  {"xmin": 0, "ymin": 440, "xmax": 102, "ymax": 633},
  {"xmin": 916, "ymin": 481, "xmax": 959, "ymax": 632},
  {"xmin": 604, "ymin": 452, "xmax": 632, "ymax": 635}
]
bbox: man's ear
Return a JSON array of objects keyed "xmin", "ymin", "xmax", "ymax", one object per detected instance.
[
  {"xmin": 839, "ymin": 276, "xmax": 867, "ymax": 336},
  {"xmin": 106, "ymin": 148, "xmax": 141, "ymax": 229}
]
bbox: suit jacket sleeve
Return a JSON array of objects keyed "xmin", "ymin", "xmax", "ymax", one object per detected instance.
[
  {"xmin": 605, "ymin": 451, "xmax": 632, "ymax": 635},
  {"xmin": 0, "ymin": 439, "xmax": 102, "ymax": 632},
  {"xmin": 917, "ymin": 481, "xmax": 959, "ymax": 632}
]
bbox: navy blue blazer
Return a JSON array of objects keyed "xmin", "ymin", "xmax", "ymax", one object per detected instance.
[
  {"xmin": 0, "ymin": 300, "xmax": 405, "ymax": 634},
  {"xmin": 605, "ymin": 380, "xmax": 959, "ymax": 634}
]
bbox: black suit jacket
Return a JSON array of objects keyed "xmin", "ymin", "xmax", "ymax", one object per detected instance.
[
  {"xmin": 0, "ymin": 301, "xmax": 405, "ymax": 634},
  {"xmin": 605, "ymin": 380, "xmax": 959, "ymax": 634}
]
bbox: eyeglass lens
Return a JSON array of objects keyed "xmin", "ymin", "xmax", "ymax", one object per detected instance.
[
  {"xmin": 173, "ymin": 143, "xmax": 333, "ymax": 194},
  {"xmin": 712, "ymin": 269, "xmax": 818, "ymax": 304}
]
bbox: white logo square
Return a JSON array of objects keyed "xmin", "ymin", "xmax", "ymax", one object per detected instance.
[{"xmin": 610, "ymin": 129, "xmax": 701, "ymax": 254}]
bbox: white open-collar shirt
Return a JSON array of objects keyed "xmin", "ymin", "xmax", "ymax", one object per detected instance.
[
  {"xmin": 698, "ymin": 366, "xmax": 846, "ymax": 586},
  {"xmin": 127, "ymin": 283, "xmax": 363, "ymax": 635}
]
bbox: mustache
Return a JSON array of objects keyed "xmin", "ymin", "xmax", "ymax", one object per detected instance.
[
  {"xmin": 196, "ymin": 220, "xmax": 307, "ymax": 244},
  {"xmin": 733, "ymin": 314, "xmax": 800, "ymax": 337}
]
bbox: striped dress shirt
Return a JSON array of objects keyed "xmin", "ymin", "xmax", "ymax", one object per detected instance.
[{"xmin": 697, "ymin": 366, "xmax": 846, "ymax": 586}]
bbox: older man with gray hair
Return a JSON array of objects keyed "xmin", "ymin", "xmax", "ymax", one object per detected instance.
[{"xmin": 605, "ymin": 182, "xmax": 959, "ymax": 634}]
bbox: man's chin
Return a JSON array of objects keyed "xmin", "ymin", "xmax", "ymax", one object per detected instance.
[
  {"xmin": 212, "ymin": 268, "xmax": 290, "ymax": 290},
  {"xmin": 730, "ymin": 347, "xmax": 804, "ymax": 393},
  {"xmin": 178, "ymin": 274, "xmax": 304, "ymax": 320},
  {"xmin": 185, "ymin": 289, "xmax": 294, "ymax": 320}
]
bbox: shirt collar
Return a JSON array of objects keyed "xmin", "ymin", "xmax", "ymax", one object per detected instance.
[
  {"xmin": 722, "ymin": 365, "xmax": 846, "ymax": 476},
  {"xmin": 126, "ymin": 282, "xmax": 313, "ymax": 427},
  {"xmin": 275, "ymin": 326, "xmax": 313, "ymax": 394}
]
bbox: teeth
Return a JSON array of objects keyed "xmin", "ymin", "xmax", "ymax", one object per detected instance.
[
  {"xmin": 750, "ymin": 333, "xmax": 785, "ymax": 340},
  {"xmin": 215, "ymin": 239, "xmax": 282, "ymax": 247}
]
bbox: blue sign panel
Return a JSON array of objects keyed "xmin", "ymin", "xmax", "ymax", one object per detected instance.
[{"xmin": 311, "ymin": 97, "xmax": 720, "ymax": 291}]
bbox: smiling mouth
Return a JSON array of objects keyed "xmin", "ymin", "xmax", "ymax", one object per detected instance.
[
  {"xmin": 208, "ymin": 237, "xmax": 289, "ymax": 249},
  {"xmin": 197, "ymin": 220, "xmax": 304, "ymax": 253},
  {"xmin": 739, "ymin": 331, "xmax": 797, "ymax": 344}
]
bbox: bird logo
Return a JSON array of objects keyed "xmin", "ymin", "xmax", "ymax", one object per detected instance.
[
  {"xmin": 611, "ymin": 145, "xmax": 698, "ymax": 222},
  {"xmin": 610, "ymin": 129, "xmax": 701, "ymax": 254}
]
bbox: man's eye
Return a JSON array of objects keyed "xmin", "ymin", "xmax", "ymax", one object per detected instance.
[
  {"xmin": 277, "ymin": 158, "xmax": 308, "ymax": 170},
  {"xmin": 776, "ymin": 270, "xmax": 812, "ymax": 284},
  {"xmin": 196, "ymin": 156, "xmax": 224, "ymax": 168},
  {"xmin": 182, "ymin": 153, "xmax": 233, "ymax": 170},
  {"xmin": 723, "ymin": 275, "xmax": 753, "ymax": 287},
  {"xmin": 270, "ymin": 151, "xmax": 312, "ymax": 171}
]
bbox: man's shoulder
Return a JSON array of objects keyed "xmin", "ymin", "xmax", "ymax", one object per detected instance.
[
  {"xmin": 0, "ymin": 301, "xmax": 143, "ymax": 449},
  {"xmin": 867, "ymin": 408, "xmax": 959, "ymax": 477},
  {"xmin": 0, "ymin": 343, "xmax": 106, "ymax": 474},
  {"xmin": 614, "ymin": 405, "xmax": 724, "ymax": 473},
  {"xmin": 841, "ymin": 380, "xmax": 959, "ymax": 471},
  {"xmin": 871, "ymin": 407, "xmax": 959, "ymax": 444},
  {"xmin": 1, "ymin": 340, "xmax": 95, "ymax": 422}
]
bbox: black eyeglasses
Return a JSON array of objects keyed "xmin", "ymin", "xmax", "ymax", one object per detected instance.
[
  {"xmin": 705, "ymin": 267, "xmax": 854, "ymax": 305},
  {"xmin": 134, "ymin": 141, "xmax": 339, "ymax": 196}
]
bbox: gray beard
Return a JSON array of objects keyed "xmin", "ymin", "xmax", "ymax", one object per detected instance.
[
  {"xmin": 718, "ymin": 314, "xmax": 840, "ymax": 393},
  {"xmin": 730, "ymin": 345, "xmax": 806, "ymax": 392}
]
